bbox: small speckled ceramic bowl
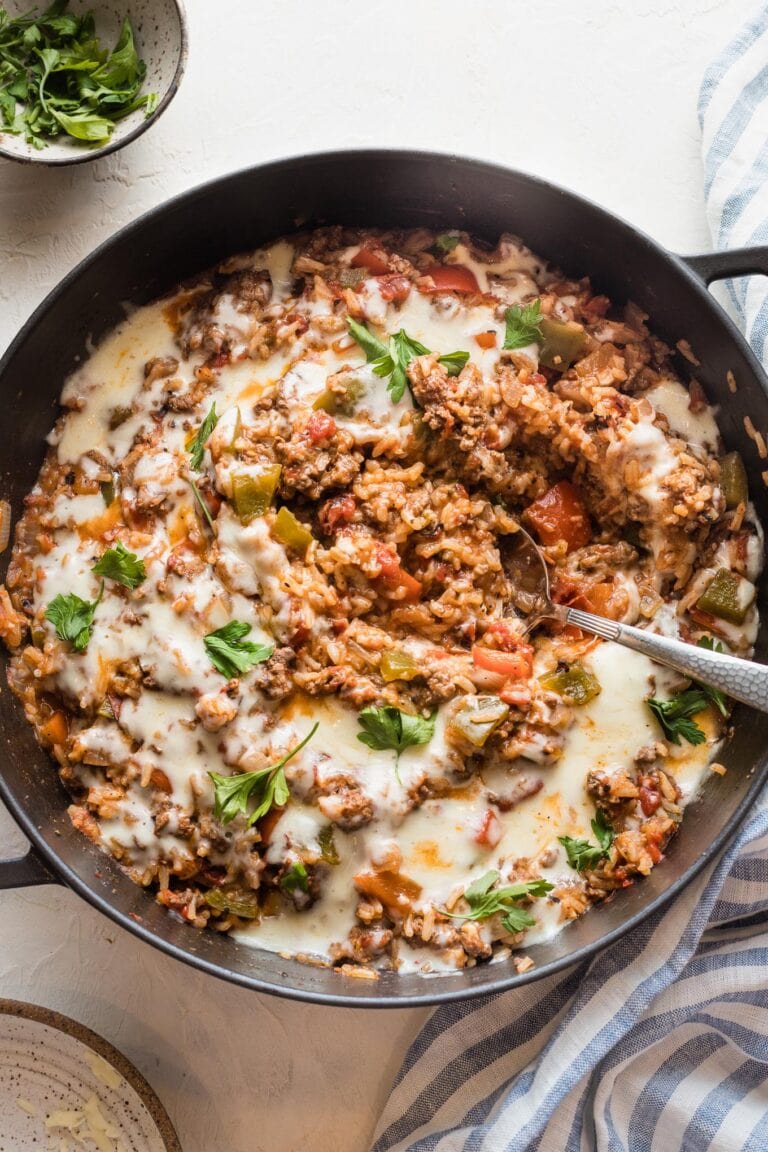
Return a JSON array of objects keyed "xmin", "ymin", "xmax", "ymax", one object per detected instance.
[
  {"xmin": 0, "ymin": 0, "xmax": 187, "ymax": 165},
  {"xmin": 0, "ymin": 999, "xmax": 181, "ymax": 1151}
]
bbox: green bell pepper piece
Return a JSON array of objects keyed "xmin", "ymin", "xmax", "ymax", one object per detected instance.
[
  {"xmin": 447, "ymin": 696, "xmax": 509, "ymax": 748},
  {"xmin": 205, "ymin": 888, "xmax": 260, "ymax": 919},
  {"xmin": 272, "ymin": 507, "xmax": 314, "ymax": 556},
  {"xmin": 540, "ymin": 663, "xmax": 601, "ymax": 705},
  {"xmin": 380, "ymin": 649, "xmax": 419, "ymax": 683},
  {"xmin": 539, "ymin": 317, "xmax": 587, "ymax": 370},
  {"xmin": 720, "ymin": 452, "xmax": 748, "ymax": 509},
  {"xmin": 231, "ymin": 465, "xmax": 281, "ymax": 524},
  {"xmin": 696, "ymin": 568, "xmax": 754, "ymax": 625},
  {"xmin": 318, "ymin": 825, "xmax": 340, "ymax": 865}
]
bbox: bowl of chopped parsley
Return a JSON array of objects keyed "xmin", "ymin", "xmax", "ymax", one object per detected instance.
[{"xmin": 0, "ymin": 0, "xmax": 187, "ymax": 164}]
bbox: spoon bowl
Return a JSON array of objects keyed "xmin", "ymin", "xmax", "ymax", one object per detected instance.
[{"xmin": 506, "ymin": 525, "xmax": 768, "ymax": 713}]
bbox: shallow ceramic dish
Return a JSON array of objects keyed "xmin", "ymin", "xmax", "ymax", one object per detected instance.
[
  {"xmin": 0, "ymin": 999, "xmax": 180, "ymax": 1150},
  {"xmin": 0, "ymin": 0, "xmax": 187, "ymax": 166}
]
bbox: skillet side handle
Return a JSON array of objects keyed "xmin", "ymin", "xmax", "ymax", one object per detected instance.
[
  {"xmin": 682, "ymin": 247, "xmax": 768, "ymax": 285},
  {"xmin": 0, "ymin": 846, "xmax": 59, "ymax": 889}
]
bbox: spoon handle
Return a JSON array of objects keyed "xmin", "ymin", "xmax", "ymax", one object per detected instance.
[{"xmin": 565, "ymin": 607, "xmax": 768, "ymax": 713}]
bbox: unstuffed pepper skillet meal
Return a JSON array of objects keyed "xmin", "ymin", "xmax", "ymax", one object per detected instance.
[{"xmin": 0, "ymin": 227, "xmax": 761, "ymax": 978}]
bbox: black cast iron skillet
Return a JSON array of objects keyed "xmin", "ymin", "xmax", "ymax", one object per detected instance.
[{"xmin": 1, "ymin": 151, "xmax": 767, "ymax": 1007}]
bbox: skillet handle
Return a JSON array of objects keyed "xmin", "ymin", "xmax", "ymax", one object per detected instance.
[
  {"xmin": 0, "ymin": 845, "xmax": 58, "ymax": 889},
  {"xmin": 682, "ymin": 247, "xmax": 768, "ymax": 285}
]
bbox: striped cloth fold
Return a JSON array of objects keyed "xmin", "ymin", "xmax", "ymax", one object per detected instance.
[{"xmin": 370, "ymin": 11, "xmax": 768, "ymax": 1149}]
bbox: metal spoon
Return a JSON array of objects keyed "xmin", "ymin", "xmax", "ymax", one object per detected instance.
[{"xmin": 504, "ymin": 527, "xmax": 768, "ymax": 712}]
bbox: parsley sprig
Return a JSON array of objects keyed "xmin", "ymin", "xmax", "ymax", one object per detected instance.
[
  {"xmin": 559, "ymin": 810, "xmax": 614, "ymax": 871},
  {"xmin": 188, "ymin": 404, "xmax": 218, "ymax": 471},
  {"xmin": 503, "ymin": 299, "xmax": 543, "ymax": 350},
  {"xmin": 357, "ymin": 705, "xmax": 436, "ymax": 761},
  {"xmin": 647, "ymin": 690, "xmax": 708, "ymax": 746},
  {"xmin": 647, "ymin": 637, "xmax": 729, "ymax": 745},
  {"xmin": 92, "ymin": 541, "xmax": 146, "ymax": 590},
  {"xmin": 186, "ymin": 404, "xmax": 218, "ymax": 531},
  {"xmin": 204, "ymin": 620, "xmax": 274, "ymax": 679},
  {"xmin": 347, "ymin": 318, "xmax": 469, "ymax": 403},
  {"xmin": 447, "ymin": 870, "xmax": 554, "ymax": 934},
  {"xmin": 0, "ymin": 3, "xmax": 158, "ymax": 150},
  {"xmin": 208, "ymin": 722, "xmax": 318, "ymax": 827},
  {"xmin": 45, "ymin": 583, "xmax": 103, "ymax": 651}
]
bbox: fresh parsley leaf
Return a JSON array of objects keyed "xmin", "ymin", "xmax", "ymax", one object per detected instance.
[
  {"xmin": 647, "ymin": 690, "xmax": 708, "ymax": 746},
  {"xmin": 45, "ymin": 583, "xmax": 103, "ymax": 651},
  {"xmin": 92, "ymin": 541, "xmax": 146, "ymax": 590},
  {"xmin": 559, "ymin": 809, "xmax": 615, "ymax": 871},
  {"xmin": 434, "ymin": 233, "xmax": 460, "ymax": 253},
  {"xmin": 280, "ymin": 861, "xmax": 309, "ymax": 893},
  {"xmin": 591, "ymin": 808, "xmax": 614, "ymax": 854},
  {"xmin": 388, "ymin": 329, "xmax": 429, "ymax": 402},
  {"xmin": 347, "ymin": 319, "xmax": 469, "ymax": 403},
  {"xmin": 357, "ymin": 705, "xmax": 436, "ymax": 758},
  {"xmin": 558, "ymin": 836, "xmax": 604, "ymax": 871},
  {"xmin": 347, "ymin": 317, "xmax": 392, "ymax": 369},
  {"xmin": 208, "ymin": 722, "xmax": 318, "ymax": 826},
  {"xmin": 696, "ymin": 636, "xmax": 729, "ymax": 717},
  {"xmin": 447, "ymin": 869, "xmax": 554, "ymax": 934},
  {"xmin": 51, "ymin": 109, "xmax": 113, "ymax": 143},
  {"xmin": 204, "ymin": 620, "xmax": 274, "ymax": 679},
  {"xmin": 188, "ymin": 476, "xmax": 214, "ymax": 531},
  {"xmin": 188, "ymin": 404, "xmax": 218, "ymax": 471},
  {"xmin": 503, "ymin": 299, "xmax": 543, "ymax": 351},
  {"xmin": 437, "ymin": 350, "xmax": 470, "ymax": 377}
]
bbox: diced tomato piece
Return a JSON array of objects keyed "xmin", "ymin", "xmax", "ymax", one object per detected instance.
[
  {"xmin": 474, "ymin": 809, "xmax": 502, "ymax": 848},
  {"xmin": 584, "ymin": 581, "xmax": 629, "ymax": 621},
  {"xmin": 378, "ymin": 274, "xmax": 411, "ymax": 302},
  {"xmin": 376, "ymin": 546, "xmax": 402, "ymax": 583},
  {"xmin": 420, "ymin": 264, "xmax": 480, "ymax": 294},
  {"xmin": 351, "ymin": 245, "xmax": 390, "ymax": 275},
  {"xmin": 395, "ymin": 570, "xmax": 423, "ymax": 603},
  {"xmin": 40, "ymin": 710, "xmax": 68, "ymax": 747},
  {"xmin": 376, "ymin": 546, "xmax": 422, "ymax": 602},
  {"xmin": 524, "ymin": 480, "xmax": 591, "ymax": 552},
  {"xmin": 472, "ymin": 645, "xmax": 533, "ymax": 679},
  {"xmin": 475, "ymin": 330, "xmax": 497, "ymax": 349},
  {"xmin": 306, "ymin": 410, "xmax": 337, "ymax": 443},
  {"xmin": 647, "ymin": 842, "xmax": 664, "ymax": 864},
  {"xmin": 639, "ymin": 782, "xmax": 661, "ymax": 817},
  {"xmin": 319, "ymin": 494, "xmax": 356, "ymax": 534},
  {"xmin": 289, "ymin": 623, "xmax": 311, "ymax": 649},
  {"xmin": 582, "ymin": 294, "xmax": 610, "ymax": 319}
]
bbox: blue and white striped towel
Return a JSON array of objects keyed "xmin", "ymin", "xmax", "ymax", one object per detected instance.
[{"xmin": 370, "ymin": 12, "xmax": 768, "ymax": 1150}]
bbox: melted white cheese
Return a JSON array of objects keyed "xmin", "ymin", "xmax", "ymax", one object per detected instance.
[
  {"xmin": 31, "ymin": 235, "xmax": 752, "ymax": 977},
  {"xmin": 648, "ymin": 378, "xmax": 720, "ymax": 449}
]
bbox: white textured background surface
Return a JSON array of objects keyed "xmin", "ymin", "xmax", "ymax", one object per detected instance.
[{"xmin": 0, "ymin": 2, "xmax": 744, "ymax": 1149}]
